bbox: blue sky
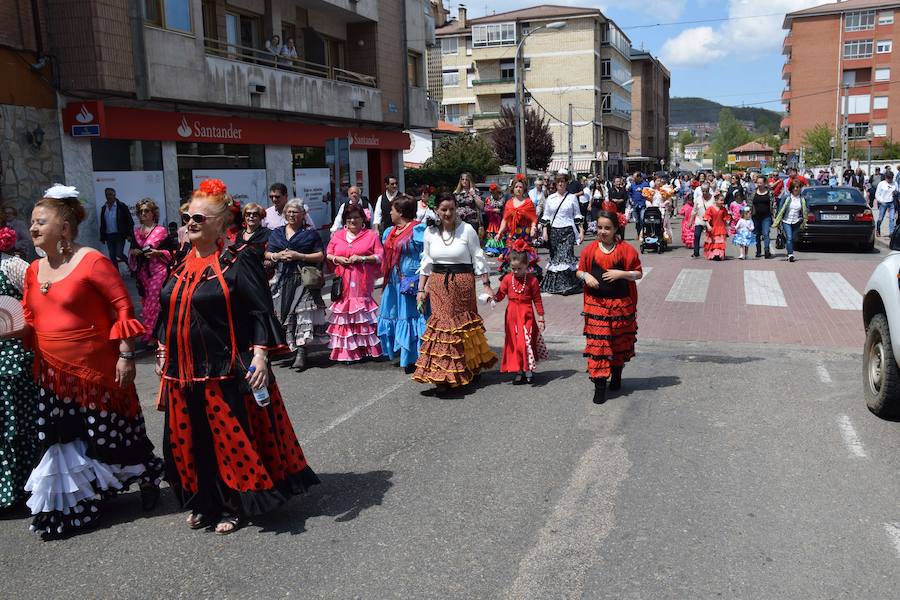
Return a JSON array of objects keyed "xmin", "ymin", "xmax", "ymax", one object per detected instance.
[{"xmin": 460, "ymin": 0, "xmax": 827, "ymax": 111}]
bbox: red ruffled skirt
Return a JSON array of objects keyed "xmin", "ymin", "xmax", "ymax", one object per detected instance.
[
  {"xmin": 704, "ymin": 234, "xmax": 727, "ymax": 260},
  {"xmin": 582, "ymin": 295, "xmax": 637, "ymax": 379}
]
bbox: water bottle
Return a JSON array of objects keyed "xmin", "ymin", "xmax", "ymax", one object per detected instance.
[{"xmin": 246, "ymin": 366, "xmax": 270, "ymax": 407}]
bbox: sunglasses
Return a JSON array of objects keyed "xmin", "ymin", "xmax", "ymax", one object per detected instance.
[
  {"xmin": 138, "ymin": 209, "xmax": 153, "ymax": 214},
  {"xmin": 181, "ymin": 213, "xmax": 211, "ymax": 224}
]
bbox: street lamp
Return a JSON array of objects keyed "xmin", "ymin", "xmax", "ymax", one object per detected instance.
[
  {"xmin": 866, "ymin": 127, "xmax": 874, "ymax": 176},
  {"xmin": 515, "ymin": 20, "xmax": 566, "ymax": 175},
  {"xmin": 829, "ymin": 136, "xmax": 835, "ymax": 164}
]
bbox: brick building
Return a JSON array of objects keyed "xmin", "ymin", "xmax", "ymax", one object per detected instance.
[
  {"xmin": 628, "ymin": 49, "xmax": 671, "ymax": 171},
  {"xmin": 436, "ymin": 4, "xmax": 632, "ymax": 176},
  {"xmin": 0, "ymin": 0, "xmax": 436, "ymax": 247},
  {"xmin": 782, "ymin": 0, "xmax": 900, "ymax": 161},
  {"xmin": 728, "ymin": 141, "xmax": 775, "ymax": 169}
]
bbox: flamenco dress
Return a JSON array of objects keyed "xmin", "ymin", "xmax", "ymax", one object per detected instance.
[
  {"xmin": 494, "ymin": 273, "xmax": 548, "ymax": 373},
  {"xmin": 326, "ymin": 228, "xmax": 384, "ymax": 361},
  {"xmin": 157, "ymin": 246, "xmax": 319, "ymax": 518},
  {"xmin": 128, "ymin": 225, "xmax": 172, "ymax": 344},
  {"xmin": 378, "ymin": 222, "xmax": 429, "ymax": 368},
  {"xmin": 703, "ymin": 206, "xmax": 730, "ymax": 260},
  {"xmin": 22, "ymin": 251, "xmax": 163, "ymax": 538},
  {"xmin": 413, "ymin": 223, "xmax": 497, "ymax": 387},
  {"xmin": 483, "ymin": 197, "xmax": 505, "ymax": 257},
  {"xmin": 679, "ymin": 203, "xmax": 695, "ymax": 248},
  {"xmin": 579, "ymin": 241, "xmax": 641, "ymax": 379},
  {"xmin": 540, "ymin": 193, "xmax": 583, "ymax": 296},
  {"xmin": 267, "ymin": 225, "xmax": 329, "ymax": 352},
  {"xmin": 498, "ymin": 198, "xmax": 540, "ymax": 277},
  {"xmin": 0, "ymin": 254, "xmax": 39, "ymax": 510}
]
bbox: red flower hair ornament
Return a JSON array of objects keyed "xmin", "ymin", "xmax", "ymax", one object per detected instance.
[
  {"xmin": 489, "ymin": 182, "xmax": 499, "ymax": 191},
  {"xmin": 0, "ymin": 227, "xmax": 16, "ymax": 254},
  {"xmin": 511, "ymin": 238, "xmax": 530, "ymax": 253},
  {"xmin": 198, "ymin": 178, "xmax": 228, "ymax": 197},
  {"xmin": 515, "ymin": 173, "xmax": 526, "ymax": 182}
]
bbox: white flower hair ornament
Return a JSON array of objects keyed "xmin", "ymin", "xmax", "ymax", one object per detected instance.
[{"xmin": 43, "ymin": 184, "xmax": 80, "ymax": 199}]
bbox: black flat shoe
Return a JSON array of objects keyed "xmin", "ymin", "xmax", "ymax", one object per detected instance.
[
  {"xmin": 593, "ymin": 378, "xmax": 607, "ymax": 405},
  {"xmin": 525, "ymin": 373, "xmax": 534, "ymax": 385},
  {"xmin": 140, "ymin": 483, "xmax": 160, "ymax": 512},
  {"xmin": 512, "ymin": 373, "xmax": 525, "ymax": 385}
]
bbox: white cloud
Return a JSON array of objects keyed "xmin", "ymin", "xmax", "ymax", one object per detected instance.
[
  {"xmin": 661, "ymin": 27, "xmax": 726, "ymax": 67},
  {"xmin": 658, "ymin": 0, "xmax": 824, "ymax": 66},
  {"xmin": 640, "ymin": 0, "xmax": 688, "ymax": 21}
]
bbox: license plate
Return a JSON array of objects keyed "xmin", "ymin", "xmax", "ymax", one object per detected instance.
[{"xmin": 820, "ymin": 213, "xmax": 850, "ymax": 221}]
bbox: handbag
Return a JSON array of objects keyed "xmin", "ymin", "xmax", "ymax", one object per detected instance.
[
  {"xmin": 542, "ymin": 195, "xmax": 567, "ymax": 245},
  {"xmin": 300, "ymin": 264, "xmax": 324, "ymax": 289},
  {"xmin": 775, "ymin": 227, "xmax": 786, "ymax": 250},
  {"xmin": 399, "ymin": 274, "xmax": 418, "ymax": 296},
  {"xmin": 330, "ymin": 275, "xmax": 343, "ymax": 301}
]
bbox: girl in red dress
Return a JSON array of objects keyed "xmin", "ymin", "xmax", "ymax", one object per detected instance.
[
  {"xmin": 703, "ymin": 193, "xmax": 731, "ymax": 261},
  {"xmin": 576, "ymin": 211, "xmax": 643, "ymax": 405},
  {"xmin": 492, "ymin": 242, "xmax": 548, "ymax": 385}
]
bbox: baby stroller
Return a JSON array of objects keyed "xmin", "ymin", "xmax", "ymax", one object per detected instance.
[{"xmin": 640, "ymin": 206, "xmax": 667, "ymax": 254}]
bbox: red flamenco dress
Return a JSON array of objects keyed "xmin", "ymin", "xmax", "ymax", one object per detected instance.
[
  {"xmin": 22, "ymin": 252, "xmax": 163, "ymax": 539},
  {"xmin": 157, "ymin": 246, "xmax": 319, "ymax": 518},
  {"xmin": 579, "ymin": 241, "xmax": 642, "ymax": 379},
  {"xmin": 494, "ymin": 272, "xmax": 549, "ymax": 373},
  {"xmin": 703, "ymin": 205, "xmax": 730, "ymax": 260},
  {"xmin": 498, "ymin": 197, "xmax": 540, "ymax": 274}
]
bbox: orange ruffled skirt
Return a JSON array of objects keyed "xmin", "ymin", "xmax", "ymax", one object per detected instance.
[
  {"xmin": 413, "ymin": 272, "xmax": 497, "ymax": 387},
  {"xmin": 583, "ymin": 295, "xmax": 637, "ymax": 379}
]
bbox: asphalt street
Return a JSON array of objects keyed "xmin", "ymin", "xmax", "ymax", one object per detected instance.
[
  {"xmin": 2, "ymin": 224, "xmax": 898, "ymax": 598},
  {"xmin": 3, "ymin": 332, "xmax": 900, "ymax": 599}
]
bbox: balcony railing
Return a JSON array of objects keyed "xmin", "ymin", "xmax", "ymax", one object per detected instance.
[
  {"xmin": 472, "ymin": 77, "xmax": 513, "ymax": 85},
  {"xmin": 203, "ymin": 37, "xmax": 377, "ymax": 88}
]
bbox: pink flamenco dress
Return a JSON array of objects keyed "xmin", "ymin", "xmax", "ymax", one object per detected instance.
[
  {"xmin": 326, "ymin": 227, "xmax": 385, "ymax": 361},
  {"xmin": 679, "ymin": 201, "xmax": 695, "ymax": 248},
  {"xmin": 128, "ymin": 225, "xmax": 172, "ymax": 344}
]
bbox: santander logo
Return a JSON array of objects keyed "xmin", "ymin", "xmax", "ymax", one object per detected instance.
[
  {"xmin": 177, "ymin": 117, "xmax": 192, "ymax": 138},
  {"xmin": 175, "ymin": 115, "xmax": 243, "ymax": 140},
  {"xmin": 75, "ymin": 105, "xmax": 94, "ymax": 124}
]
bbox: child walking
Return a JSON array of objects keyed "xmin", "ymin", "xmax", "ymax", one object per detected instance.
[
  {"xmin": 732, "ymin": 205, "xmax": 755, "ymax": 260},
  {"xmin": 679, "ymin": 196, "xmax": 695, "ymax": 248},
  {"xmin": 493, "ymin": 242, "xmax": 548, "ymax": 384},
  {"xmin": 703, "ymin": 193, "xmax": 731, "ymax": 261}
]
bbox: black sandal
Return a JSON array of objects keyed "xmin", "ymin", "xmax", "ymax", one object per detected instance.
[
  {"xmin": 186, "ymin": 512, "xmax": 211, "ymax": 530},
  {"xmin": 215, "ymin": 513, "xmax": 242, "ymax": 535}
]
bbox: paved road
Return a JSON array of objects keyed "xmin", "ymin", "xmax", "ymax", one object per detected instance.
[{"xmin": 3, "ymin": 229, "xmax": 898, "ymax": 598}]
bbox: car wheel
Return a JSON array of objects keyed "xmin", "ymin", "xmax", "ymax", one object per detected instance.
[
  {"xmin": 861, "ymin": 239, "xmax": 875, "ymax": 253},
  {"xmin": 864, "ymin": 313, "xmax": 900, "ymax": 419}
]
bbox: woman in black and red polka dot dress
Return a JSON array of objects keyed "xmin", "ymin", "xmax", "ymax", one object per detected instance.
[{"xmin": 156, "ymin": 180, "xmax": 319, "ymax": 535}]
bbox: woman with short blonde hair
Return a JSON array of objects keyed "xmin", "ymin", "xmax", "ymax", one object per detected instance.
[{"xmin": 129, "ymin": 197, "xmax": 171, "ymax": 346}]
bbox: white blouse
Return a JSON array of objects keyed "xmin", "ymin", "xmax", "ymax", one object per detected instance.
[
  {"xmin": 419, "ymin": 221, "xmax": 487, "ymax": 276},
  {"xmin": 540, "ymin": 192, "xmax": 583, "ymax": 234}
]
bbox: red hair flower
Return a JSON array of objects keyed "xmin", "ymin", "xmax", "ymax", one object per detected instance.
[
  {"xmin": 198, "ymin": 178, "xmax": 227, "ymax": 197},
  {"xmin": 489, "ymin": 183, "xmax": 499, "ymax": 191},
  {"xmin": 511, "ymin": 238, "xmax": 529, "ymax": 253},
  {"xmin": 0, "ymin": 227, "xmax": 15, "ymax": 253},
  {"xmin": 515, "ymin": 173, "xmax": 526, "ymax": 182}
]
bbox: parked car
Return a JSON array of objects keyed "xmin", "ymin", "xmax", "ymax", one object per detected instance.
[
  {"xmin": 797, "ymin": 186, "xmax": 875, "ymax": 251},
  {"xmin": 863, "ymin": 250, "xmax": 900, "ymax": 417}
]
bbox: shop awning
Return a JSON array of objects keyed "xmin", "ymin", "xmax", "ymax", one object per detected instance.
[{"xmin": 547, "ymin": 159, "xmax": 594, "ymax": 173}]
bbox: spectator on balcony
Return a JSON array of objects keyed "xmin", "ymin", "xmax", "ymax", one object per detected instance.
[
  {"xmin": 281, "ymin": 38, "xmax": 299, "ymax": 65},
  {"xmin": 265, "ymin": 35, "xmax": 283, "ymax": 67}
]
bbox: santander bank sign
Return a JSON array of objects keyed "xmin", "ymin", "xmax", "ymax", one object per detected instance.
[{"xmin": 177, "ymin": 116, "xmax": 243, "ymax": 141}]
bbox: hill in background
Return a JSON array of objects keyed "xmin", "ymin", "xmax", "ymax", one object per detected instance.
[{"xmin": 670, "ymin": 97, "xmax": 783, "ymax": 134}]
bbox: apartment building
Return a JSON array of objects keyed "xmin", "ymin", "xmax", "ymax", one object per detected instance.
[
  {"xmin": 436, "ymin": 4, "xmax": 632, "ymax": 176},
  {"xmin": 628, "ymin": 49, "xmax": 671, "ymax": 170},
  {"xmin": 0, "ymin": 0, "xmax": 437, "ymax": 246},
  {"xmin": 782, "ymin": 0, "xmax": 900, "ymax": 159}
]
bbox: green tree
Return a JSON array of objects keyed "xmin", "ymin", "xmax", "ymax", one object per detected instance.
[
  {"xmin": 801, "ymin": 123, "xmax": 837, "ymax": 166},
  {"xmin": 490, "ymin": 106, "xmax": 554, "ymax": 171},
  {"xmin": 676, "ymin": 129, "xmax": 696, "ymax": 147},
  {"xmin": 879, "ymin": 138, "xmax": 900, "ymax": 160},
  {"xmin": 710, "ymin": 108, "xmax": 752, "ymax": 169},
  {"xmin": 422, "ymin": 133, "xmax": 500, "ymax": 180}
]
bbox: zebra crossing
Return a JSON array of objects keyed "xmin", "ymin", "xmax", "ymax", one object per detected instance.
[{"xmin": 647, "ymin": 268, "xmax": 864, "ymax": 311}]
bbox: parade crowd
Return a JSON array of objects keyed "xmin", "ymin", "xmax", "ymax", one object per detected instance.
[{"xmin": 0, "ymin": 161, "xmax": 874, "ymax": 539}]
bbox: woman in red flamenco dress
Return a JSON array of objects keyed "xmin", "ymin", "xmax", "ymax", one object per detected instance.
[
  {"xmin": 156, "ymin": 179, "xmax": 319, "ymax": 535},
  {"xmin": 703, "ymin": 194, "xmax": 731, "ymax": 261},
  {"xmin": 494, "ymin": 175, "xmax": 540, "ymax": 275},
  {"xmin": 576, "ymin": 210, "xmax": 642, "ymax": 405},
  {"xmin": 492, "ymin": 241, "xmax": 548, "ymax": 385}
]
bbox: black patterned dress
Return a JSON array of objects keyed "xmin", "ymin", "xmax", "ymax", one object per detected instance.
[{"xmin": 0, "ymin": 255, "xmax": 38, "ymax": 509}]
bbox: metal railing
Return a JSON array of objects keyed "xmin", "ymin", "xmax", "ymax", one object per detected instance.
[{"xmin": 203, "ymin": 37, "xmax": 377, "ymax": 88}]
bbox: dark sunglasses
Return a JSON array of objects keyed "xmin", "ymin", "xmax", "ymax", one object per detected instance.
[{"xmin": 181, "ymin": 213, "xmax": 210, "ymax": 224}]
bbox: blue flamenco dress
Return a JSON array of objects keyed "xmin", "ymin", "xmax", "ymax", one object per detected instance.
[{"xmin": 377, "ymin": 222, "xmax": 430, "ymax": 368}]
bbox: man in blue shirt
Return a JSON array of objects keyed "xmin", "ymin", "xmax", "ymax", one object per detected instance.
[{"xmin": 628, "ymin": 172, "xmax": 649, "ymax": 240}]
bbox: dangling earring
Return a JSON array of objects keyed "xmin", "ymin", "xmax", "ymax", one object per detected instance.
[{"xmin": 57, "ymin": 238, "xmax": 72, "ymax": 257}]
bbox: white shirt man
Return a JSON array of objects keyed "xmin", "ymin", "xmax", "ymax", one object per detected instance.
[
  {"xmin": 529, "ymin": 178, "xmax": 547, "ymax": 217},
  {"xmin": 372, "ymin": 176, "xmax": 399, "ymax": 235},
  {"xmin": 330, "ymin": 186, "xmax": 372, "ymax": 233}
]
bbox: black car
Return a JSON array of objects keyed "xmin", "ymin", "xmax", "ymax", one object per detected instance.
[{"xmin": 797, "ymin": 186, "xmax": 875, "ymax": 251}]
